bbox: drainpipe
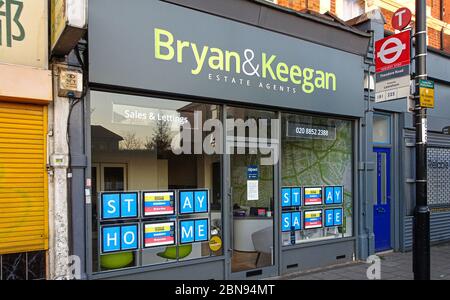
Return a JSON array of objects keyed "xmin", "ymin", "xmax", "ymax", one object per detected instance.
[
  {"xmin": 440, "ymin": 0, "xmax": 444, "ymax": 50},
  {"xmin": 364, "ymin": 29, "xmax": 375, "ymax": 259}
]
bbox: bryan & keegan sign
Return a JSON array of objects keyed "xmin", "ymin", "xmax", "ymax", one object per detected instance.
[{"xmin": 90, "ymin": 0, "xmax": 365, "ymax": 117}]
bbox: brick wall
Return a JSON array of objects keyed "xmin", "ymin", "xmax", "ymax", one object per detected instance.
[
  {"xmin": 443, "ymin": 0, "xmax": 450, "ymax": 54},
  {"xmin": 277, "ymin": 0, "xmax": 321, "ymax": 13},
  {"xmin": 443, "ymin": 31, "xmax": 450, "ymax": 52},
  {"xmin": 309, "ymin": 0, "xmax": 321, "ymax": 12},
  {"xmin": 381, "ymin": 8, "xmax": 395, "ymax": 32},
  {"xmin": 444, "ymin": 0, "xmax": 450, "ymax": 23},
  {"xmin": 277, "ymin": 0, "xmax": 306, "ymax": 11},
  {"xmin": 275, "ymin": 0, "xmax": 450, "ymax": 53},
  {"xmin": 429, "ymin": 0, "xmax": 442, "ymax": 19},
  {"xmin": 330, "ymin": 0, "xmax": 336, "ymax": 14},
  {"xmin": 428, "ymin": 27, "xmax": 442, "ymax": 49}
]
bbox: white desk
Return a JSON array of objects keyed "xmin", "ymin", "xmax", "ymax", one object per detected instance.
[{"xmin": 233, "ymin": 217, "xmax": 273, "ymax": 252}]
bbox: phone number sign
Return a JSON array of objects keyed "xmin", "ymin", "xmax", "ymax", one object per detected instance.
[{"xmin": 287, "ymin": 122, "xmax": 336, "ymax": 140}]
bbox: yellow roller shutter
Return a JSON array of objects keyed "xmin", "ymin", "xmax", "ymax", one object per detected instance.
[{"xmin": 0, "ymin": 102, "xmax": 48, "ymax": 254}]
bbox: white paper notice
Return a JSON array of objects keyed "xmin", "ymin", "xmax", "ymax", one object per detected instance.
[{"xmin": 247, "ymin": 180, "xmax": 259, "ymax": 201}]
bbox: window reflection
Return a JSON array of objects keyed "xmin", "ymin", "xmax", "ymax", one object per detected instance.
[
  {"xmin": 90, "ymin": 91, "xmax": 223, "ymax": 272},
  {"xmin": 281, "ymin": 113, "xmax": 353, "ymax": 245}
]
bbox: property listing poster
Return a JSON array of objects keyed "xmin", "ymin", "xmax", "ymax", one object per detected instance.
[{"xmin": 144, "ymin": 222, "xmax": 175, "ymax": 247}]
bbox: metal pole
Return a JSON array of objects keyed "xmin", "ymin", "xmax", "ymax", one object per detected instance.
[{"xmin": 413, "ymin": 0, "xmax": 430, "ymax": 280}]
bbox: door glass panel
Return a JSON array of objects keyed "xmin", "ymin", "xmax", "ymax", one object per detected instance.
[
  {"xmin": 227, "ymin": 107, "xmax": 276, "ymax": 273},
  {"xmin": 380, "ymin": 153, "xmax": 387, "ymax": 205},
  {"xmin": 231, "ymin": 149, "xmax": 274, "ymax": 272},
  {"xmin": 373, "ymin": 114, "xmax": 391, "ymax": 144}
]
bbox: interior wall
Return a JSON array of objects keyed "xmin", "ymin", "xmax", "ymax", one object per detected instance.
[{"xmin": 92, "ymin": 151, "xmax": 168, "ymax": 190}]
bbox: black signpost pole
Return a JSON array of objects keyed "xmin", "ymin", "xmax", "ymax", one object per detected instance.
[{"xmin": 413, "ymin": 0, "xmax": 431, "ymax": 280}]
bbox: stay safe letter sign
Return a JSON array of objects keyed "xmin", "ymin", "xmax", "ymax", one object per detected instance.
[
  {"xmin": 179, "ymin": 190, "xmax": 209, "ymax": 214},
  {"xmin": 179, "ymin": 219, "xmax": 209, "ymax": 244},
  {"xmin": 101, "ymin": 192, "xmax": 138, "ymax": 220}
]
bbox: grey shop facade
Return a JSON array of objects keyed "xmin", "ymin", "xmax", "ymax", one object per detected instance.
[{"xmin": 73, "ymin": 0, "xmax": 375, "ymax": 279}]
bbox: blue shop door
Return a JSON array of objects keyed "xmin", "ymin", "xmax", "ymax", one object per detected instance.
[{"xmin": 373, "ymin": 147, "xmax": 391, "ymax": 252}]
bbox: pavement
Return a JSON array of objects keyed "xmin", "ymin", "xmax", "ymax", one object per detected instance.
[{"xmin": 277, "ymin": 242, "xmax": 450, "ymax": 280}]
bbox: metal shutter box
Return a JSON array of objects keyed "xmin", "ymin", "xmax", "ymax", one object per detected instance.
[{"xmin": 0, "ymin": 102, "xmax": 48, "ymax": 254}]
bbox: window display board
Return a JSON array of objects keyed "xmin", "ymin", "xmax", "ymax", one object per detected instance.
[
  {"xmin": 98, "ymin": 189, "xmax": 211, "ymax": 257},
  {"xmin": 324, "ymin": 208, "xmax": 343, "ymax": 227},
  {"xmin": 101, "ymin": 192, "xmax": 139, "ymax": 220},
  {"xmin": 178, "ymin": 189, "xmax": 210, "ymax": 245},
  {"xmin": 324, "ymin": 186, "xmax": 343, "ymax": 205},
  {"xmin": 304, "ymin": 210, "xmax": 323, "ymax": 229},
  {"xmin": 142, "ymin": 191, "xmax": 175, "ymax": 217},
  {"xmin": 281, "ymin": 212, "xmax": 301, "ymax": 232},
  {"xmin": 143, "ymin": 222, "xmax": 176, "ymax": 248},
  {"xmin": 304, "ymin": 187, "xmax": 323, "ymax": 206},
  {"xmin": 101, "ymin": 224, "xmax": 139, "ymax": 253},
  {"xmin": 179, "ymin": 218, "xmax": 209, "ymax": 244},
  {"xmin": 179, "ymin": 190, "xmax": 209, "ymax": 214},
  {"xmin": 280, "ymin": 185, "xmax": 345, "ymax": 245},
  {"xmin": 281, "ymin": 187, "xmax": 302, "ymax": 207}
]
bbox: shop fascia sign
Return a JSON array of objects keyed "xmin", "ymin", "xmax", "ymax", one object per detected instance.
[
  {"xmin": 0, "ymin": 0, "xmax": 48, "ymax": 68},
  {"xmin": 51, "ymin": 0, "xmax": 87, "ymax": 56},
  {"xmin": 154, "ymin": 28, "xmax": 338, "ymax": 95}
]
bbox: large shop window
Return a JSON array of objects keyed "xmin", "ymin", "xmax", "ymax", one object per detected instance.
[
  {"xmin": 281, "ymin": 113, "xmax": 354, "ymax": 246},
  {"xmin": 90, "ymin": 91, "xmax": 222, "ymax": 273}
]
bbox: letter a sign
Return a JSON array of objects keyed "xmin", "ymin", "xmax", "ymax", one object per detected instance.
[{"xmin": 375, "ymin": 30, "xmax": 411, "ymax": 103}]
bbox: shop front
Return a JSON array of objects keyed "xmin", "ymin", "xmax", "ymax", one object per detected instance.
[
  {"xmin": 81, "ymin": 0, "xmax": 371, "ymax": 279},
  {"xmin": 0, "ymin": 0, "xmax": 52, "ymax": 280}
]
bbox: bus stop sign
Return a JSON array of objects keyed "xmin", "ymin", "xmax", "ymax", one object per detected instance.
[
  {"xmin": 392, "ymin": 7, "xmax": 412, "ymax": 31},
  {"xmin": 375, "ymin": 30, "xmax": 411, "ymax": 103}
]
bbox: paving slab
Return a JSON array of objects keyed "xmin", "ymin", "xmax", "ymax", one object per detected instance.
[{"xmin": 277, "ymin": 242, "xmax": 450, "ymax": 280}]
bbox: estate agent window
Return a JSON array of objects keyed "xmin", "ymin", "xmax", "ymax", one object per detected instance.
[
  {"xmin": 280, "ymin": 113, "xmax": 354, "ymax": 246},
  {"xmin": 90, "ymin": 91, "xmax": 223, "ymax": 272}
]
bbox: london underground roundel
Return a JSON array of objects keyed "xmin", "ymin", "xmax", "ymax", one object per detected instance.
[{"xmin": 375, "ymin": 30, "xmax": 411, "ymax": 73}]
